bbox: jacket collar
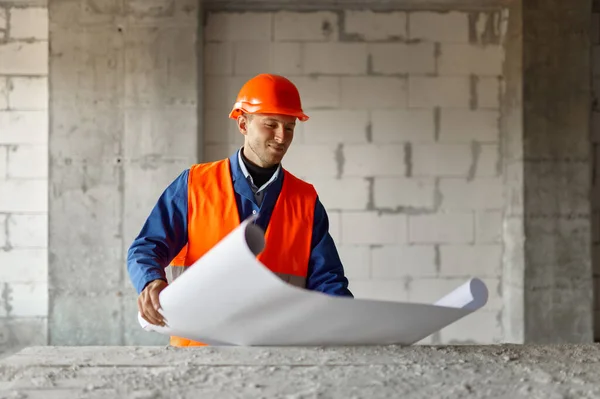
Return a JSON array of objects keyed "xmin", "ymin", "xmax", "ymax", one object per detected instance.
[{"xmin": 228, "ymin": 148, "xmax": 284, "ymax": 204}]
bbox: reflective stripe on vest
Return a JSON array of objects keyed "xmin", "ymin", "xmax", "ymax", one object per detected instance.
[{"xmin": 167, "ymin": 158, "xmax": 316, "ymax": 347}]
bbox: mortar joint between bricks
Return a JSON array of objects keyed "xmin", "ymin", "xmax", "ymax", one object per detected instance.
[
  {"xmin": 470, "ymin": 75, "xmax": 479, "ymax": 110},
  {"xmin": 433, "ymin": 108, "xmax": 441, "ymax": 141},
  {"xmin": 467, "ymin": 141, "xmax": 481, "ymax": 181},
  {"xmin": 433, "ymin": 42, "xmax": 441, "ymax": 76},
  {"xmin": 404, "ymin": 142, "xmax": 412, "ymax": 177},
  {"xmin": 2, "ymin": 214, "xmax": 12, "ymax": 252},
  {"xmin": 335, "ymin": 143, "xmax": 344, "ymax": 179},
  {"xmin": 433, "ymin": 177, "xmax": 443, "ymax": 211},
  {"xmin": 365, "ymin": 177, "xmax": 375, "ymax": 210},
  {"xmin": 434, "ymin": 245, "xmax": 441, "ymax": 274}
]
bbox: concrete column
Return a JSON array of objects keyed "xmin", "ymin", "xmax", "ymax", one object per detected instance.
[
  {"xmin": 503, "ymin": 0, "xmax": 593, "ymax": 343},
  {"xmin": 48, "ymin": 0, "xmax": 199, "ymax": 345}
]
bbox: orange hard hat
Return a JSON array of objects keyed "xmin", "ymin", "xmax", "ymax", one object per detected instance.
[{"xmin": 229, "ymin": 74, "xmax": 309, "ymax": 121}]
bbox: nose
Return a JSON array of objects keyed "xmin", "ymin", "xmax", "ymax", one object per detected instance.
[{"xmin": 273, "ymin": 126, "xmax": 286, "ymax": 143}]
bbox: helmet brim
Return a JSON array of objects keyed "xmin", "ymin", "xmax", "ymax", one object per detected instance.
[{"xmin": 229, "ymin": 103, "xmax": 309, "ymax": 122}]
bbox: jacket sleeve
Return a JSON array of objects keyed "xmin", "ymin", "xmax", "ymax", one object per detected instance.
[
  {"xmin": 305, "ymin": 196, "xmax": 354, "ymax": 297},
  {"xmin": 127, "ymin": 169, "xmax": 190, "ymax": 294}
]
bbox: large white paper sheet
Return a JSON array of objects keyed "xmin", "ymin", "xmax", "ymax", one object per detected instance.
[{"xmin": 139, "ymin": 218, "xmax": 488, "ymax": 346}]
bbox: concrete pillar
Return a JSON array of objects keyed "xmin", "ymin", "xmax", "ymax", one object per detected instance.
[
  {"xmin": 48, "ymin": 0, "xmax": 200, "ymax": 345},
  {"xmin": 503, "ymin": 0, "xmax": 593, "ymax": 343}
]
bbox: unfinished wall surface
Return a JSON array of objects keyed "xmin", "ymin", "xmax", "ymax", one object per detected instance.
[
  {"xmin": 0, "ymin": 2, "xmax": 49, "ymax": 354},
  {"xmin": 203, "ymin": 9, "xmax": 506, "ymax": 344},
  {"xmin": 520, "ymin": 0, "xmax": 593, "ymax": 343},
  {"xmin": 592, "ymin": 10, "xmax": 600, "ymax": 343},
  {"xmin": 48, "ymin": 0, "xmax": 199, "ymax": 345}
]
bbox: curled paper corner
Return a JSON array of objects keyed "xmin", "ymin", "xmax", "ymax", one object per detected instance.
[{"xmin": 434, "ymin": 278, "xmax": 489, "ymax": 311}]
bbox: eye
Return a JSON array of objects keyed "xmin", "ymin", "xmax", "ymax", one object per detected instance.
[{"xmin": 265, "ymin": 124, "xmax": 276, "ymax": 129}]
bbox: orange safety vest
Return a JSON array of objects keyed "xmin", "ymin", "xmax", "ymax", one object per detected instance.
[{"xmin": 167, "ymin": 158, "xmax": 317, "ymax": 347}]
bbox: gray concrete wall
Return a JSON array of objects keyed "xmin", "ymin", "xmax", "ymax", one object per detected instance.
[
  {"xmin": 521, "ymin": 0, "xmax": 593, "ymax": 343},
  {"xmin": 48, "ymin": 0, "xmax": 199, "ymax": 345},
  {"xmin": 590, "ymin": 9, "xmax": 600, "ymax": 342},
  {"xmin": 500, "ymin": 0, "xmax": 524, "ymax": 344}
]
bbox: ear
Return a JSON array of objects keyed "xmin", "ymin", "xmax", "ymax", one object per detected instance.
[{"xmin": 237, "ymin": 115, "xmax": 250, "ymax": 136}]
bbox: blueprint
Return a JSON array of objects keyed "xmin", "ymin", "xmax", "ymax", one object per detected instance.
[{"xmin": 138, "ymin": 217, "xmax": 488, "ymax": 346}]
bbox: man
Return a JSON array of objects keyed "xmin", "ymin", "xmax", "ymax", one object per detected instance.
[{"xmin": 127, "ymin": 73, "xmax": 353, "ymax": 347}]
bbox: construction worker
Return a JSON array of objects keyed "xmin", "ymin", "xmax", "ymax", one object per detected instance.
[{"xmin": 127, "ymin": 73, "xmax": 353, "ymax": 346}]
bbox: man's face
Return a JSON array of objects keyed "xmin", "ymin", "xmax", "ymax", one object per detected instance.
[{"xmin": 238, "ymin": 113, "xmax": 297, "ymax": 167}]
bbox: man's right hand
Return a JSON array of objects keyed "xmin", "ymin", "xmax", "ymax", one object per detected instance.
[{"xmin": 138, "ymin": 279, "xmax": 168, "ymax": 326}]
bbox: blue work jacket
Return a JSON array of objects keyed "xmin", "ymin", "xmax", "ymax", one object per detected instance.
[{"xmin": 127, "ymin": 150, "xmax": 353, "ymax": 298}]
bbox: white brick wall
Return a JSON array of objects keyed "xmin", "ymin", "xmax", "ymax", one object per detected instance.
[
  {"xmin": 409, "ymin": 12, "xmax": 470, "ymax": 43},
  {"xmin": 374, "ymin": 177, "xmax": 436, "ymax": 209},
  {"xmin": 337, "ymin": 245, "xmax": 370, "ymax": 279},
  {"xmin": 409, "ymin": 77, "xmax": 470, "ymax": 108},
  {"xmin": 303, "ymin": 110, "xmax": 368, "ymax": 144},
  {"xmin": 344, "ymin": 144, "xmax": 405, "ymax": 177},
  {"xmin": 274, "ymin": 11, "xmax": 338, "ymax": 42},
  {"xmin": 0, "ymin": 76, "xmax": 7, "ymax": 108},
  {"xmin": 9, "ymin": 77, "xmax": 48, "ymax": 110},
  {"xmin": 439, "ymin": 110, "xmax": 499, "ymax": 143},
  {"xmin": 478, "ymin": 77, "xmax": 500, "ymax": 109},
  {"xmin": 292, "ymin": 77, "xmax": 341, "ymax": 108},
  {"xmin": 0, "ymin": 4, "xmax": 49, "ymax": 328},
  {"xmin": 205, "ymin": 12, "xmax": 271, "ymax": 41},
  {"xmin": 0, "ymin": 42, "xmax": 48, "ymax": 75},
  {"xmin": 371, "ymin": 245, "xmax": 436, "ymax": 278},
  {"xmin": 475, "ymin": 210, "xmax": 503, "ymax": 243},
  {"xmin": 371, "ymin": 110, "xmax": 435, "ymax": 143},
  {"xmin": 438, "ymin": 44, "xmax": 504, "ymax": 76},
  {"xmin": 439, "ymin": 178, "xmax": 504, "ymax": 210},
  {"xmin": 307, "ymin": 177, "xmax": 369, "ymax": 210},
  {"xmin": 369, "ymin": 43, "xmax": 435, "ymax": 74},
  {"xmin": 409, "ymin": 212, "xmax": 474, "ymax": 244},
  {"xmin": 477, "ymin": 144, "xmax": 500, "ymax": 176},
  {"xmin": 0, "ymin": 8, "xmax": 6, "ymax": 36},
  {"xmin": 340, "ymin": 77, "xmax": 407, "ymax": 109},
  {"xmin": 305, "ymin": 43, "xmax": 368, "ymax": 75},
  {"xmin": 342, "ymin": 212, "xmax": 407, "ymax": 245},
  {"xmin": 282, "ymin": 144, "xmax": 338, "ymax": 178},
  {"xmin": 204, "ymin": 10, "xmax": 506, "ymax": 343},
  {"xmin": 345, "ymin": 11, "xmax": 407, "ymax": 40},
  {"xmin": 440, "ymin": 310, "xmax": 502, "ymax": 343},
  {"xmin": 439, "ymin": 245, "xmax": 502, "ymax": 277},
  {"xmin": 412, "ymin": 144, "xmax": 472, "ymax": 177},
  {"xmin": 10, "ymin": 8, "xmax": 48, "ymax": 40}
]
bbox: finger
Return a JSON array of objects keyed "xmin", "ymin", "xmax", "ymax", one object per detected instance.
[
  {"xmin": 143, "ymin": 303, "xmax": 163, "ymax": 326},
  {"xmin": 144, "ymin": 299, "xmax": 164, "ymax": 326},
  {"xmin": 149, "ymin": 288, "xmax": 162, "ymax": 311},
  {"xmin": 148, "ymin": 291, "xmax": 166, "ymax": 326},
  {"xmin": 141, "ymin": 293, "xmax": 163, "ymax": 326}
]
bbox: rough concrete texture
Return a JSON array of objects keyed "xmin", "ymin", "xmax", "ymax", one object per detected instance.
[
  {"xmin": 500, "ymin": 0, "xmax": 524, "ymax": 345},
  {"xmin": 521, "ymin": 0, "xmax": 593, "ymax": 342},
  {"xmin": 1, "ymin": 345, "xmax": 600, "ymax": 398},
  {"xmin": 592, "ymin": 10, "xmax": 600, "ymax": 342},
  {"xmin": 48, "ymin": 0, "xmax": 198, "ymax": 346}
]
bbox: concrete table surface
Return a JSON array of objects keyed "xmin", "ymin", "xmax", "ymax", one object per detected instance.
[{"xmin": 0, "ymin": 344, "xmax": 599, "ymax": 398}]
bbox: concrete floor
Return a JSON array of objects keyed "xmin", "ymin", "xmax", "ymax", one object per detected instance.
[{"xmin": 0, "ymin": 345, "xmax": 599, "ymax": 398}]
